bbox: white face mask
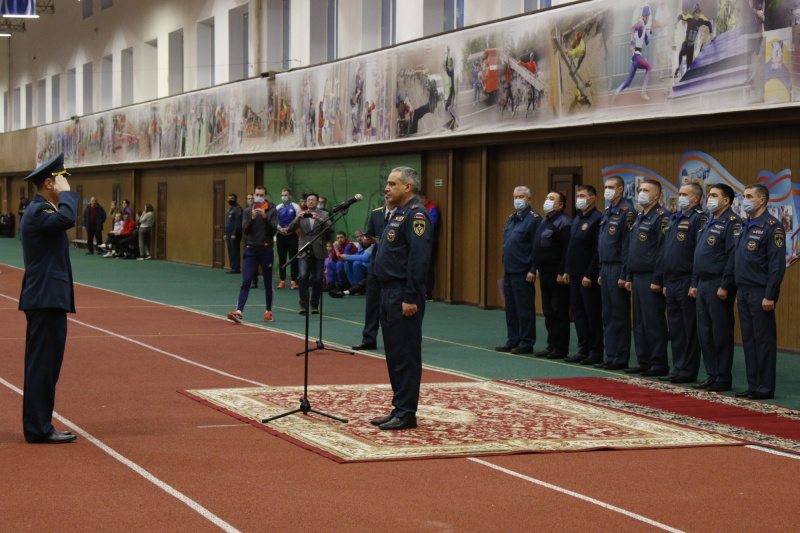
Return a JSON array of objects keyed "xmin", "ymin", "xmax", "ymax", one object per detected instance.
[
  {"xmin": 638, "ymin": 191, "xmax": 651, "ymax": 206},
  {"xmin": 543, "ymin": 199, "xmax": 555, "ymax": 213},
  {"xmin": 513, "ymin": 199, "xmax": 527, "ymax": 211},
  {"xmin": 576, "ymin": 197, "xmax": 588, "ymax": 211},
  {"xmin": 706, "ymin": 198, "xmax": 719, "ymax": 212},
  {"xmin": 604, "ymin": 188, "xmax": 617, "ymax": 202},
  {"xmin": 678, "ymin": 196, "xmax": 691, "ymax": 211},
  {"xmin": 281, "ymin": 195, "xmax": 289, "ymax": 203}
]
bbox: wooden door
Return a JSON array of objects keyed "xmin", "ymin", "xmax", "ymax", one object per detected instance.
[
  {"xmin": 74, "ymin": 184, "xmax": 84, "ymax": 239},
  {"xmin": 212, "ymin": 180, "xmax": 225, "ymax": 269},
  {"xmin": 549, "ymin": 167, "xmax": 582, "ymax": 218},
  {"xmin": 157, "ymin": 182, "xmax": 167, "ymax": 260}
]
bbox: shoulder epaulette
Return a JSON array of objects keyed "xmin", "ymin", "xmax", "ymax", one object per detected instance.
[
  {"xmin": 620, "ymin": 205, "xmax": 629, "ymax": 211},
  {"xmin": 410, "ymin": 204, "xmax": 419, "ymax": 210},
  {"xmin": 766, "ymin": 218, "xmax": 776, "ymax": 226},
  {"xmin": 530, "ymin": 211, "xmax": 540, "ymax": 218},
  {"xmin": 372, "ymin": 207, "xmax": 383, "ymax": 212},
  {"xmin": 728, "ymin": 214, "xmax": 737, "ymax": 221}
]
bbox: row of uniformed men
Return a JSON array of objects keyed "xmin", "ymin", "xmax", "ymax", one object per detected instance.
[{"xmin": 499, "ymin": 177, "xmax": 786, "ymax": 400}]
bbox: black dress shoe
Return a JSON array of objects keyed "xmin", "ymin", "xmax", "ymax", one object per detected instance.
[
  {"xmin": 707, "ymin": 382, "xmax": 732, "ymax": 392},
  {"xmin": 604, "ymin": 362, "xmax": 629, "ymax": 370},
  {"xmin": 624, "ymin": 365, "xmax": 647, "ymax": 374},
  {"xmin": 495, "ymin": 345, "xmax": 514, "ymax": 352},
  {"xmin": 534, "ymin": 348, "xmax": 553, "ymax": 358},
  {"xmin": 748, "ymin": 391, "xmax": 774, "ymax": 400},
  {"xmin": 564, "ymin": 353, "xmax": 588, "ymax": 363},
  {"xmin": 352, "ymin": 342, "xmax": 377, "ymax": 350},
  {"xmin": 692, "ymin": 378, "xmax": 713, "ymax": 389},
  {"xmin": 735, "ymin": 391, "xmax": 753, "ymax": 398},
  {"xmin": 510, "ymin": 346, "xmax": 533, "ymax": 355},
  {"xmin": 546, "ymin": 350, "xmax": 566, "ymax": 360},
  {"xmin": 370, "ymin": 414, "xmax": 394, "ymax": 426},
  {"xmin": 379, "ymin": 413, "xmax": 418, "ymax": 430},
  {"xmin": 580, "ymin": 356, "xmax": 603, "ymax": 365},
  {"xmin": 658, "ymin": 373, "xmax": 677, "ymax": 382},
  {"xmin": 329, "ymin": 290, "xmax": 345, "ymax": 298},
  {"xmin": 670, "ymin": 375, "xmax": 696, "ymax": 384},
  {"xmin": 27, "ymin": 431, "xmax": 77, "ymax": 444},
  {"xmin": 641, "ymin": 368, "xmax": 669, "ymax": 377}
]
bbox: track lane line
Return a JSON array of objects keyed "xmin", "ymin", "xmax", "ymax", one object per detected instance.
[
  {"xmin": 467, "ymin": 457, "xmax": 685, "ymax": 532},
  {"xmin": 0, "ymin": 376, "xmax": 242, "ymax": 533}
]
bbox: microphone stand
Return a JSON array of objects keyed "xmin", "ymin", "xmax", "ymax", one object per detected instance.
[{"xmin": 262, "ymin": 206, "xmax": 354, "ymax": 425}]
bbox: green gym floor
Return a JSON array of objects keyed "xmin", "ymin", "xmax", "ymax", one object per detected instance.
[{"xmin": 2, "ymin": 237, "xmax": 799, "ymax": 409}]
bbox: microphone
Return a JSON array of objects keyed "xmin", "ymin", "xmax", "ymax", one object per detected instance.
[{"xmin": 331, "ymin": 194, "xmax": 363, "ymax": 213}]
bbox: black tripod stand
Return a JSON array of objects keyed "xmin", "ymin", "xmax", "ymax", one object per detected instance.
[{"xmin": 262, "ymin": 207, "xmax": 353, "ymax": 424}]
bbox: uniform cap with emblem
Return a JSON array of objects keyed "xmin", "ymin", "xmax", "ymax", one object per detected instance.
[{"xmin": 24, "ymin": 152, "xmax": 70, "ymax": 186}]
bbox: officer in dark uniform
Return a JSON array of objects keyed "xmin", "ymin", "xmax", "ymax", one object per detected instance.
[
  {"xmin": 690, "ymin": 183, "xmax": 741, "ymax": 392},
  {"xmin": 224, "ymin": 193, "xmax": 243, "ymax": 273},
  {"xmin": 495, "ymin": 186, "xmax": 541, "ymax": 355},
  {"xmin": 624, "ymin": 179, "xmax": 671, "ymax": 377},
  {"xmin": 597, "ymin": 175, "xmax": 636, "ymax": 370},
  {"xmin": 370, "ymin": 167, "xmax": 433, "ymax": 431},
  {"xmin": 532, "ymin": 191, "xmax": 572, "ymax": 359},
  {"xmin": 733, "ymin": 184, "xmax": 786, "ymax": 400},
  {"xmin": 659, "ymin": 182, "xmax": 708, "ymax": 384},
  {"xmin": 19, "ymin": 153, "xmax": 78, "ymax": 444},
  {"xmin": 564, "ymin": 185, "xmax": 603, "ymax": 365},
  {"xmin": 351, "ymin": 200, "xmax": 395, "ymax": 351}
]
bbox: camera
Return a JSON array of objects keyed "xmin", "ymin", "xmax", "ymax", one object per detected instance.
[{"xmin": 302, "ymin": 211, "xmax": 314, "ymax": 218}]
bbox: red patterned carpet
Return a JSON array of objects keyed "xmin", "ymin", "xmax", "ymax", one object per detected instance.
[{"xmin": 181, "ymin": 380, "xmax": 744, "ymax": 462}]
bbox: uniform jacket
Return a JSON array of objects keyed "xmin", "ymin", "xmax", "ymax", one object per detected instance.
[
  {"xmin": 598, "ymin": 198, "xmax": 636, "ymax": 279},
  {"xmin": 691, "ymin": 207, "xmax": 741, "ymax": 291},
  {"xmin": 565, "ymin": 207, "xmax": 602, "ymax": 279},
  {"xmin": 501, "ymin": 207, "xmax": 542, "ymax": 274},
  {"xmin": 225, "ymin": 203, "xmax": 243, "ymax": 235},
  {"xmin": 19, "ymin": 192, "xmax": 78, "ymax": 313},
  {"xmin": 626, "ymin": 204, "xmax": 670, "ymax": 284},
  {"xmin": 82, "ymin": 204, "xmax": 107, "ymax": 232},
  {"xmin": 733, "ymin": 211, "xmax": 786, "ymax": 301},
  {"xmin": 532, "ymin": 210, "xmax": 572, "ymax": 274},
  {"xmin": 287, "ymin": 209, "xmax": 332, "ymax": 259},
  {"xmin": 659, "ymin": 205, "xmax": 708, "ymax": 276}
]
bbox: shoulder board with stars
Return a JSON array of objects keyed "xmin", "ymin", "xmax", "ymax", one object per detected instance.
[
  {"xmin": 529, "ymin": 211, "xmax": 540, "ymax": 218},
  {"xmin": 728, "ymin": 214, "xmax": 738, "ymax": 222},
  {"xmin": 44, "ymin": 208, "xmax": 56, "ymax": 213},
  {"xmin": 620, "ymin": 205, "xmax": 629, "ymax": 211},
  {"xmin": 766, "ymin": 218, "xmax": 776, "ymax": 226},
  {"xmin": 410, "ymin": 204, "xmax": 419, "ymax": 210}
]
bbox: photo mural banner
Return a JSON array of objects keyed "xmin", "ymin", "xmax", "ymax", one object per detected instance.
[
  {"xmin": 35, "ymin": 0, "xmax": 800, "ymax": 167},
  {"xmin": 604, "ymin": 150, "xmax": 800, "ymax": 266}
]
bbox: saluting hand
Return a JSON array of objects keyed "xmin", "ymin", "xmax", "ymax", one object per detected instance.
[{"xmin": 54, "ymin": 175, "xmax": 71, "ymax": 193}]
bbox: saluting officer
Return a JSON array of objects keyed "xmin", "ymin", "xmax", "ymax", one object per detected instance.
[
  {"xmin": 370, "ymin": 167, "xmax": 433, "ymax": 430},
  {"xmin": 532, "ymin": 191, "xmax": 573, "ymax": 360},
  {"xmin": 733, "ymin": 184, "xmax": 786, "ymax": 400},
  {"xmin": 624, "ymin": 179, "xmax": 671, "ymax": 377},
  {"xmin": 563, "ymin": 185, "xmax": 604, "ymax": 366},
  {"xmin": 659, "ymin": 182, "xmax": 708, "ymax": 384},
  {"xmin": 690, "ymin": 183, "xmax": 741, "ymax": 392},
  {"xmin": 597, "ymin": 176, "xmax": 636, "ymax": 370},
  {"xmin": 495, "ymin": 186, "xmax": 542, "ymax": 355}
]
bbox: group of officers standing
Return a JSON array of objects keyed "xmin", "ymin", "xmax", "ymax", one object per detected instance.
[{"xmin": 499, "ymin": 176, "xmax": 787, "ymax": 400}]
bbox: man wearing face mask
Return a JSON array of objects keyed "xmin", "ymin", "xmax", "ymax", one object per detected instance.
[
  {"xmin": 596, "ymin": 176, "xmax": 636, "ymax": 370},
  {"xmin": 532, "ymin": 191, "xmax": 572, "ymax": 360},
  {"xmin": 276, "ymin": 189, "xmax": 301, "ymax": 290},
  {"xmin": 658, "ymin": 182, "xmax": 708, "ymax": 384},
  {"xmin": 624, "ymin": 179, "xmax": 670, "ymax": 377},
  {"xmin": 224, "ymin": 193, "xmax": 243, "ymax": 274},
  {"xmin": 564, "ymin": 185, "xmax": 603, "ymax": 365},
  {"xmin": 732, "ymin": 184, "xmax": 786, "ymax": 400},
  {"xmin": 495, "ymin": 186, "xmax": 541, "ymax": 355},
  {"xmin": 690, "ymin": 184, "xmax": 741, "ymax": 392}
]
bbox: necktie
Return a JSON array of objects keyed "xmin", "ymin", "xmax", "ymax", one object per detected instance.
[{"xmin": 385, "ymin": 210, "xmax": 391, "ymax": 222}]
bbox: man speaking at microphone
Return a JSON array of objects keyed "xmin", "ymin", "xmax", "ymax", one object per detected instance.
[{"xmin": 369, "ymin": 167, "xmax": 433, "ymax": 431}]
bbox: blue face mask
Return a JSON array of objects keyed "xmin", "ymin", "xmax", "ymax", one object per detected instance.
[
  {"xmin": 742, "ymin": 199, "xmax": 757, "ymax": 214},
  {"xmin": 678, "ymin": 196, "xmax": 691, "ymax": 211},
  {"xmin": 514, "ymin": 199, "xmax": 526, "ymax": 211}
]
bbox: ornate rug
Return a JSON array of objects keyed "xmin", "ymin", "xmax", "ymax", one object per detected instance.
[{"xmin": 180, "ymin": 381, "xmax": 745, "ymax": 463}]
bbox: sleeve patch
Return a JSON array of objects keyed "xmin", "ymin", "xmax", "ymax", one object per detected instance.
[{"xmin": 413, "ymin": 219, "xmax": 426, "ymax": 236}]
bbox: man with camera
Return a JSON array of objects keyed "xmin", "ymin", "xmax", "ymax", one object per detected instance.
[
  {"xmin": 227, "ymin": 186, "xmax": 279, "ymax": 323},
  {"xmin": 287, "ymin": 192, "xmax": 332, "ymax": 315}
]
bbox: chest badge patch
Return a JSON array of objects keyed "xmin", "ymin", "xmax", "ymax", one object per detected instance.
[
  {"xmin": 581, "ymin": 222, "xmax": 588, "ymax": 231},
  {"xmin": 638, "ymin": 231, "xmax": 648, "ymax": 242},
  {"xmin": 387, "ymin": 229, "xmax": 396, "ymax": 242},
  {"xmin": 677, "ymin": 231, "xmax": 686, "ymax": 241},
  {"xmin": 746, "ymin": 240, "xmax": 757, "ymax": 251},
  {"xmin": 413, "ymin": 220, "xmax": 426, "ymax": 236},
  {"xmin": 609, "ymin": 225, "xmax": 617, "ymax": 235},
  {"xmin": 707, "ymin": 235, "xmax": 717, "ymax": 246}
]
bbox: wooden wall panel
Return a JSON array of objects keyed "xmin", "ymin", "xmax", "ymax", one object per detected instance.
[
  {"xmin": 422, "ymin": 151, "xmax": 450, "ymax": 300},
  {"xmin": 450, "ymin": 148, "xmax": 483, "ymax": 305}
]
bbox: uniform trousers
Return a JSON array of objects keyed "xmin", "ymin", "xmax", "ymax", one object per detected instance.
[
  {"xmin": 569, "ymin": 276, "xmax": 603, "ymax": 358},
  {"xmin": 23, "ymin": 309, "xmax": 67, "ymax": 441},
  {"xmin": 600, "ymin": 263, "xmax": 631, "ymax": 364},
  {"xmin": 631, "ymin": 272, "xmax": 669, "ymax": 373},
  {"xmin": 738, "ymin": 287, "xmax": 777, "ymax": 395},
  {"xmin": 664, "ymin": 274, "xmax": 701, "ymax": 379},
  {"xmin": 503, "ymin": 272, "xmax": 536, "ymax": 349},
  {"xmin": 380, "ymin": 280, "xmax": 425, "ymax": 418},
  {"xmin": 237, "ymin": 247, "xmax": 274, "ymax": 312},
  {"xmin": 275, "ymin": 232, "xmax": 299, "ymax": 281},
  {"xmin": 226, "ymin": 233, "xmax": 241, "ymax": 272},
  {"xmin": 360, "ymin": 263, "xmax": 381, "ymax": 345},
  {"xmin": 696, "ymin": 277, "xmax": 735, "ymax": 385},
  {"xmin": 539, "ymin": 271, "xmax": 570, "ymax": 354}
]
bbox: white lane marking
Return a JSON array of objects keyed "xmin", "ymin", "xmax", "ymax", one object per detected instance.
[
  {"xmin": 746, "ymin": 444, "xmax": 800, "ymax": 459},
  {"xmin": 197, "ymin": 424, "xmax": 250, "ymax": 429},
  {"xmin": 468, "ymin": 458, "xmax": 685, "ymax": 533},
  {"xmin": 0, "ymin": 376, "xmax": 242, "ymax": 533}
]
